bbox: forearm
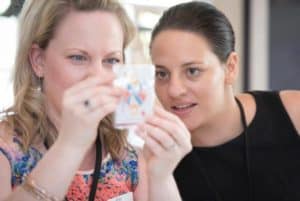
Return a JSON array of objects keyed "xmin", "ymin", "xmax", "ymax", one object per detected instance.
[
  {"xmin": 149, "ymin": 175, "xmax": 182, "ymax": 201},
  {"xmin": 6, "ymin": 140, "xmax": 87, "ymax": 201}
]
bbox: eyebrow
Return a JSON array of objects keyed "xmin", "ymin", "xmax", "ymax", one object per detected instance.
[
  {"xmin": 65, "ymin": 48, "xmax": 88, "ymax": 54},
  {"xmin": 154, "ymin": 64, "xmax": 166, "ymax": 69},
  {"xmin": 155, "ymin": 61, "xmax": 205, "ymax": 69},
  {"xmin": 181, "ymin": 61, "xmax": 205, "ymax": 67},
  {"xmin": 106, "ymin": 51, "xmax": 123, "ymax": 56},
  {"xmin": 65, "ymin": 48, "xmax": 123, "ymax": 57}
]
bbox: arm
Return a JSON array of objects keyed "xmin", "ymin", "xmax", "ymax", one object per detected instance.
[
  {"xmin": 5, "ymin": 140, "xmax": 87, "ymax": 201},
  {"xmin": 1, "ymin": 75, "xmax": 122, "ymax": 201},
  {"xmin": 133, "ymin": 147, "xmax": 182, "ymax": 201},
  {"xmin": 136, "ymin": 105, "xmax": 192, "ymax": 201},
  {"xmin": 279, "ymin": 90, "xmax": 300, "ymax": 134},
  {"xmin": 0, "ymin": 121, "xmax": 87, "ymax": 201},
  {"xmin": 148, "ymin": 175, "xmax": 182, "ymax": 201},
  {"xmin": 133, "ymin": 150, "xmax": 148, "ymax": 201},
  {"xmin": 0, "ymin": 153, "xmax": 11, "ymax": 201}
]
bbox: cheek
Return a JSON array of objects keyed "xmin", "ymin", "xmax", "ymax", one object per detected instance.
[
  {"xmin": 206, "ymin": 69, "xmax": 225, "ymax": 90},
  {"xmin": 189, "ymin": 71, "xmax": 225, "ymax": 103},
  {"xmin": 44, "ymin": 66, "xmax": 80, "ymax": 91},
  {"xmin": 196, "ymin": 71, "xmax": 226, "ymax": 108},
  {"xmin": 42, "ymin": 61, "xmax": 87, "ymax": 111},
  {"xmin": 43, "ymin": 68, "xmax": 72, "ymax": 108},
  {"xmin": 155, "ymin": 84, "xmax": 168, "ymax": 103},
  {"xmin": 43, "ymin": 57, "xmax": 87, "ymax": 90}
]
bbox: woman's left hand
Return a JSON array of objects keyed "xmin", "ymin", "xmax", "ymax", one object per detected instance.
[{"xmin": 136, "ymin": 105, "xmax": 192, "ymax": 178}]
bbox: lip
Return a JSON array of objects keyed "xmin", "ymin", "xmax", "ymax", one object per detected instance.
[{"xmin": 170, "ymin": 103, "xmax": 198, "ymax": 117}]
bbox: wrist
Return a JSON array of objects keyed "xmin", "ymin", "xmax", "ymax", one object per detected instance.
[
  {"xmin": 149, "ymin": 173, "xmax": 174, "ymax": 185},
  {"xmin": 53, "ymin": 138, "xmax": 89, "ymax": 158},
  {"xmin": 148, "ymin": 175, "xmax": 182, "ymax": 201},
  {"xmin": 21, "ymin": 174, "xmax": 61, "ymax": 201}
]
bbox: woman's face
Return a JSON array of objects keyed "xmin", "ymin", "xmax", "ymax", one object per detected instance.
[
  {"xmin": 32, "ymin": 10, "xmax": 124, "ymax": 117},
  {"xmin": 151, "ymin": 30, "xmax": 232, "ymax": 132}
]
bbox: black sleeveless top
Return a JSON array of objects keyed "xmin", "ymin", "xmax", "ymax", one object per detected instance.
[{"xmin": 174, "ymin": 91, "xmax": 300, "ymax": 201}]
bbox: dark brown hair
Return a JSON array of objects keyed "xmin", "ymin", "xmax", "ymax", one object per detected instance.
[{"xmin": 151, "ymin": 1, "xmax": 235, "ymax": 63}]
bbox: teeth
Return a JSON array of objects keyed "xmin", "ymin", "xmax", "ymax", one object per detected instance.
[{"xmin": 175, "ymin": 104, "xmax": 192, "ymax": 109}]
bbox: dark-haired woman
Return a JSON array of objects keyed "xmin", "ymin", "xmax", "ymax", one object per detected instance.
[{"xmin": 145, "ymin": 1, "xmax": 300, "ymax": 201}]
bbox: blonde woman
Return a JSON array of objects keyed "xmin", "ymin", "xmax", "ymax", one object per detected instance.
[{"xmin": 0, "ymin": 0, "xmax": 191, "ymax": 201}]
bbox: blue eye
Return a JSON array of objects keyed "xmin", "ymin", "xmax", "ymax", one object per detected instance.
[
  {"xmin": 186, "ymin": 67, "xmax": 201, "ymax": 77},
  {"xmin": 103, "ymin": 58, "xmax": 120, "ymax": 65},
  {"xmin": 69, "ymin": 55, "xmax": 87, "ymax": 62},
  {"xmin": 68, "ymin": 54, "xmax": 88, "ymax": 65},
  {"xmin": 155, "ymin": 70, "xmax": 169, "ymax": 81}
]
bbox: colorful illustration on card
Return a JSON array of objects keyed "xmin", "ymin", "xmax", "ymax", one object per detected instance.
[{"xmin": 113, "ymin": 64, "xmax": 155, "ymax": 129}]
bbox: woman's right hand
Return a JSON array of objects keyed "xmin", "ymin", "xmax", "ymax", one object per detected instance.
[
  {"xmin": 56, "ymin": 74, "xmax": 122, "ymax": 150},
  {"xmin": 136, "ymin": 105, "xmax": 192, "ymax": 178}
]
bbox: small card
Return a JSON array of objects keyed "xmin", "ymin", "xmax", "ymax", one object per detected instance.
[{"xmin": 113, "ymin": 64, "xmax": 155, "ymax": 129}]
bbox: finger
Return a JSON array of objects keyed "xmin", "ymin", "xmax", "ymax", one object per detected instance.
[
  {"xmin": 143, "ymin": 133, "xmax": 167, "ymax": 156},
  {"xmin": 86, "ymin": 94, "xmax": 121, "ymax": 112},
  {"xmin": 66, "ymin": 75, "xmax": 115, "ymax": 95},
  {"xmin": 89, "ymin": 100, "xmax": 119, "ymax": 120},
  {"xmin": 66, "ymin": 86, "xmax": 123, "ymax": 108},
  {"xmin": 145, "ymin": 115, "xmax": 189, "ymax": 147},
  {"xmin": 144, "ymin": 124, "xmax": 175, "ymax": 150},
  {"xmin": 154, "ymin": 105, "xmax": 190, "ymax": 137},
  {"xmin": 153, "ymin": 106, "xmax": 183, "ymax": 126}
]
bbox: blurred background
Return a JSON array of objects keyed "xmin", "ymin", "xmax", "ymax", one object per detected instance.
[{"xmin": 0, "ymin": 0, "xmax": 299, "ymax": 111}]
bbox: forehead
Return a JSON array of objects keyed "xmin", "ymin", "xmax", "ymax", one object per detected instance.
[
  {"xmin": 151, "ymin": 30, "xmax": 215, "ymax": 63},
  {"xmin": 152, "ymin": 30, "xmax": 211, "ymax": 50},
  {"xmin": 49, "ymin": 10, "xmax": 124, "ymax": 51}
]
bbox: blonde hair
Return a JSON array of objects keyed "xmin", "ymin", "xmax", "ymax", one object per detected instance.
[{"xmin": 4, "ymin": 0, "xmax": 136, "ymax": 160}]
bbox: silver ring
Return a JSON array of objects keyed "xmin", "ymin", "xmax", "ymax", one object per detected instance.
[{"xmin": 84, "ymin": 99, "xmax": 90, "ymax": 108}]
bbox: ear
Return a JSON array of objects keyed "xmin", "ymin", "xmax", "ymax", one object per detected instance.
[
  {"xmin": 29, "ymin": 44, "xmax": 45, "ymax": 78},
  {"xmin": 224, "ymin": 52, "xmax": 239, "ymax": 85}
]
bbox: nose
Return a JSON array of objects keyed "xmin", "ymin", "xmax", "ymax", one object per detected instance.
[
  {"xmin": 167, "ymin": 74, "xmax": 187, "ymax": 98},
  {"xmin": 89, "ymin": 61, "xmax": 112, "ymax": 77}
]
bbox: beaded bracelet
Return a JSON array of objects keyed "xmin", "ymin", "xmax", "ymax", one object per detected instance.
[{"xmin": 22, "ymin": 175, "xmax": 60, "ymax": 201}]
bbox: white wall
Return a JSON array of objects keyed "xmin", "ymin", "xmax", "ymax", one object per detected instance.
[
  {"xmin": 0, "ymin": 16, "xmax": 17, "ymax": 111},
  {"xmin": 249, "ymin": 0, "xmax": 269, "ymax": 90},
  {"xmin": 214, "ymin": 0, "xmax": 245, "ymax": 93}
]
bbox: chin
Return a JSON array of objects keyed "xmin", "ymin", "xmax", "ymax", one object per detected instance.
[
  {"xmin": 179, "ymin": 117, "xmax": 201, "ymax": 132},
  {"xmin": 187, "ymin": 123, "xmax": 200, "ymax": 133}
]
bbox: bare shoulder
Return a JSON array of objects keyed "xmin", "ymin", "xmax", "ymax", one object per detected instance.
[
  {"xmin": 0, "ymin": 122, "xmax": 13, "ymax": 199},
  {"xmin": 279, "ymin": 90, "xmax": 300, "ymax": 134},
  {"xmin": 0, "ymin": 152, "xmax": 12, "ymax": 200},
  {"xmin": 236, "ymin": 93, "xmax": 256, "ymax": 125}
]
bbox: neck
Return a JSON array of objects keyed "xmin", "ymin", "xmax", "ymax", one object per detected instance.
[{"xmin": 191, "ymin": 96, "xmax": 244, "ymax": 147}]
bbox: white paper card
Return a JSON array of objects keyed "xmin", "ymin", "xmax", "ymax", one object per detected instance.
[{"xmin": 113, "ymin": 64, "xmax": 155, "ymax": 129}]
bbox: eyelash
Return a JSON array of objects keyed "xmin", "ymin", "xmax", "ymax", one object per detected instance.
[
  {"xmin": 68, "ymin": 55, "xmax": 87, "ymax": 61},
  {"xmin": 103, "ymin": 58, "xmax": 121, "ymax": 65},
  {"xmin": 155, "ymin": 67, "xmax": 202, "ymax": 81},
  {"xmin": 155, "ymin": 70, "xmax": 169, "ymax": 81},
  {"xmin": 186, "ymin": 67, "xmax": 201, "ymax": 77},
  {"xmin": 68, "ymin": 55, "xmax": 122, "ymax": 67}
]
